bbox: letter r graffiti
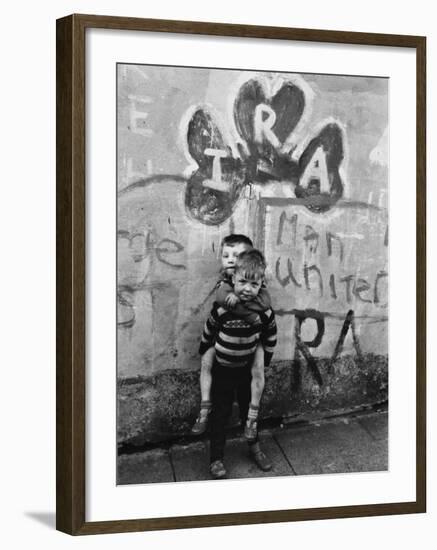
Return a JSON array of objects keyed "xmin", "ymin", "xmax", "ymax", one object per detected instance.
[{"xmin": 254, "ymin": 104, "xmax": 281, "ymax": 148}]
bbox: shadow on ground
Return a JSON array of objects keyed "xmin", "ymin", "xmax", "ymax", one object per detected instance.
[{"xmin": 25, "ymin": 512, "xmax": 56, "ymax": 529}]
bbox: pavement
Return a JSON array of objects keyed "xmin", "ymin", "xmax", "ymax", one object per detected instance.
[{"xmin": 117, "ymin": 408, "xmax": 388, "ymax": 485}]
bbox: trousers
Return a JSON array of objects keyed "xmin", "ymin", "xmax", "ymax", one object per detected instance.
[{"xmin": 209, "ymin": 363, "xmax": 258, "ymax": 463}]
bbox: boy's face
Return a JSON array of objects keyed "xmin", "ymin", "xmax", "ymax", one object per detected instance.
[
  {"xmin": 232, "ymin": 270, "xmax": 263, "ymax": 302},
  {"xmin": 221, "ymin": 243, "xmax": 249, "ymax": 275}
]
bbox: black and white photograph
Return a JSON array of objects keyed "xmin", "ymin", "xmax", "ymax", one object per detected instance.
[
  {"xmin": 3, "ymin": 0, "xmax": 433, "ymax": 546},
  {"xmin": 116, "ymin": 64, "xmax": 389, "ymax": 484}
]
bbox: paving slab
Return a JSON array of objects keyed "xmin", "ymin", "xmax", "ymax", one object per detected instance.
[
  {"xmin": 357, "ymin": 411, "xmax": 388, "ymax": 441},
  {"xmin": 274, "ymin": 418, "xmax": 388, "ymax": 476},
  {"xmin": 171, "ymin": 440, "xmax": 210, "ymax": 482},
  {"xmin": 117, "ymin": 448, "xmax": 174, "ymax": 485},
  {"xmin": 117, "ymin": 412, "xmax": 389, "ymax": 485},
  {"xmin": 221, "ymin": 433, "xmax": 295, "ymax": 480}
]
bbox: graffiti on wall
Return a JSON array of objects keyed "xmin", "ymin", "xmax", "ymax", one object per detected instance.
[
  {"xmin": 117, "ymin": 65, "xmax": 388, "ymax": 380},
  {"xmin": 260, "ymin": 198, "xmax": 388, "ymax": 308},
  {"xmin": 293, "ymin": 309, "xmax": 369, "ymax": 387},
  {"xmin": 258, "ymin": 195, "xmax": 388, "ymax": 385},
  {"xmin": 184, "ymin": 76, "xmax": 346, "ymax": 225}
]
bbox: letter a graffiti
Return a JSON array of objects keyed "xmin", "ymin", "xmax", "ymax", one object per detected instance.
[{"xmin": 299, "ymin": 146, "xmax": 330, "ymax": 193}]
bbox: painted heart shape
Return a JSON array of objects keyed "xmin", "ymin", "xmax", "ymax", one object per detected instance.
[
  {"xmin": 295, "ymin": 122, "xmax": 345, "ymax": 213},
  {"xmin": 182, "ymin": 77, "xmax": 346, "ymax": 224},
  {"xmin": 233, "ymin": 79, "xmax": 306, "ymax": 153},
  {"xmin": 185, "ymin": 108, "xmax": 246, "ymax": 225}
]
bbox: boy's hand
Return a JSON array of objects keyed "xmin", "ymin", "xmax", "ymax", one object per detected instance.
[{"xmin": 225, "ymin": 292, "xmax": 240, "ymax": 309}]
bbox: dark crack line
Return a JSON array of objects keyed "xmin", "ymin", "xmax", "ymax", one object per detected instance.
[{"xmin": 272, "ymin": 433, "xmax": 297, "ymax": 475}]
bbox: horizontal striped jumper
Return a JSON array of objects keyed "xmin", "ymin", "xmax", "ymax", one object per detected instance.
[{"xmin": 199, "ymin": 302, "xmax": 277, "ymax": 367}]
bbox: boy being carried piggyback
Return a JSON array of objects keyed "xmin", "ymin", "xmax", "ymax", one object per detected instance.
[
  {"xmin": 195, "ymin": 241, "xmax": 277, "ymax": 478},
  {"xmin": 192, "ymin": 235, "xmax": 271, "ymax": 442}
]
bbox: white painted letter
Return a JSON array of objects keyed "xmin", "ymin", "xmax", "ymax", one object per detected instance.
[
  {"xmin": 254, "ymin": 104, "xmax": 281, "ymax": 148},
  {"xmin": 299, "ymin": 146, "xmax": 330, "ymax": 193},
  {"xmin": 203, "ymin": 148, "xmax": 230, "ymax": 192},
  {"xmin": 128, "ymin": 94, "xmax": 153, "ymax": 137}
]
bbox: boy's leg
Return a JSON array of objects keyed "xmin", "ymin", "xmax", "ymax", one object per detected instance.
[
  {"xmin": 235, "ymin": 366, "xmax": 253, "ymax": 435},
  {"xmin": 209, "ymin": 365, "xmax": 234, "ymax": 477},
  {"xmin": 236, "ymin": 366, "xmax": 272, "ymax": 472},
  {"xmin": 200, "ymin": 347, "xmax": 215, "ymax": 402},
  {"xmin": 245, "ymin": 343, "xmax": 265, "ymax": 441},
  {"xmin": 192, "ymin": 347, "xmax": 215, "ymax": 435}
]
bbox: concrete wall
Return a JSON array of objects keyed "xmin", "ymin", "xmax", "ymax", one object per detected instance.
[{"xmin": 117, "ymin": 66, "xmax": 388, "ymax": 445}]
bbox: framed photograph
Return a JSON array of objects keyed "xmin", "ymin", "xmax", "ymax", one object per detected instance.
[{"xmin": 56, "ymin": 14, "xmax": 426, "ymax": 535}]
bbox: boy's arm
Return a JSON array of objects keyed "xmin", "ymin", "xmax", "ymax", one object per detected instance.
[
  {"xmin": 199, "ymin": 303, "xmax": 220, "ymax": 355},
  {"xmin": 215, "ymin": 280, "xmax": 235, "ymax": 307},
  {"xmin": 228, "ymin": 287, "xmax": 272, "ymax": 319},
  {"xmin": 260, "ymin": 308, "xmax": 277, "ymax": 367},
  {"xmin": 217, "ymin": 279, "xmax": 271, "ymax": 316}
]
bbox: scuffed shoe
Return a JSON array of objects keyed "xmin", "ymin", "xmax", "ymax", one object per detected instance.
[
  {"xmin": 244, "ymin": 418, "xmax": 258, "ymax": 442},
  {"xmin": 191, "ymin": 403, "xmax": 211, "ymax": 435},
  {"xmin": 191, "ymin": 412, "xmax": 210, "ymax": 435},
  {"xmin": 249, "ymin": 443, "xmax": 272, "ymax": 472},
  {"xmin": 210, "ymin": 460, "xmax": 227, "ymax": 479}
]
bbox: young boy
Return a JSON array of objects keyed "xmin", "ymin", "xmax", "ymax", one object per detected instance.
[
  {"xmin": 192, "ymin": 235, "xmax": 272, "ymax": 442},
  {"xmin": 199, "ymin": 249, "xmax": 277, "ymax": 479}
]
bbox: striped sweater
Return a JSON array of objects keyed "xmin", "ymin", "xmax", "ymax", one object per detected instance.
[{"xmin": 199, "ymin": 302, "xmax": 277, "ymax": 367}]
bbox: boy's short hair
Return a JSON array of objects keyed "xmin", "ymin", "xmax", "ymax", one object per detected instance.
[
  {"xmin": 221, "ymin": 234, "xmax": 253, "ymax": 249},
  {"xmin": 234, "ymin": 249, "xmax": 266, "ymax": 280}
]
